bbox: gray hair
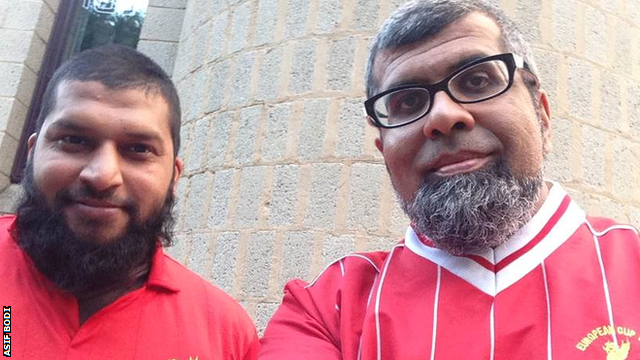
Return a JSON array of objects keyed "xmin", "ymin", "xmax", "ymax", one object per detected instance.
[{"xmin": 365, "ymin": 0, "xmax": 539, "ymax": 98}]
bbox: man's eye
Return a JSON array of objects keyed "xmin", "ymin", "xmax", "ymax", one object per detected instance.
[
  {"xmin": 129, "ymin": 144, "xmax": 152, "ymax": 154},
  {"xmin": 61, "ymin": 135, "xmax": 85, "ymax": 145},
  {"xmin": 399, "ymin": 94, "xmax": 420, "ymax": 108},
  {"xmin": 389, "ymin": 91, "xmax": 427, "ymax": 113},
  {"xmin": 463, "ymin": 72, "xmax": 491, "ymax": 89}
]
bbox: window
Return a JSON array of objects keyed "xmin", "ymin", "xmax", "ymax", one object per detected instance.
[{"xmin": 70, "ymin": 0, "xmax": 147, "ymax": 54}]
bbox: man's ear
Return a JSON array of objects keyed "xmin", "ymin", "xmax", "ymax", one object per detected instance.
[
  {"xmin": 366, "ymin": 115, "xmax": 376, "ymax": 127},
  {"xmin": 172, "ymin": 157, "xmax": 184, "ymax": 194},
  {"xmin": 367, "ymin": 116, "xmax": 385, "ymax": 153},
  {"xmin": 375, "ymin": 136, "xmax": 383, "ymax": 153},
  {"xmin": 27, "ymin": 133, "xmax": 37, "ymax": 157},
  {"xmin": 537, "ymin": 90, "xmax": 552, "ymax": 154}
]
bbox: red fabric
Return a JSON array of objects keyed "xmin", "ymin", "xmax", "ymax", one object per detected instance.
[
  {"xmin": 0, "ymin": 215, "xmax": 259, "ymax": 360},
  {"xmin": 259, "ymin": 193, "xmax": 640, "ymax": 359}
]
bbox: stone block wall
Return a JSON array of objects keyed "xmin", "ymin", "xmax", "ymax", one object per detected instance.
[
  {"xmin": 166, "ymin": 0, "xmax": 640, "ymax": 332},
  {"xmin": 0, "ymin": 0, "xmax": 57, "ymax": 212},
  {"xmin": 138, "ymin": 0, "xmax": 187, "ymax": 76}
]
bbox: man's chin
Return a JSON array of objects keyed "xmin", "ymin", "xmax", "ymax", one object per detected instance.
[
  {"xmin": 16, "ymin": 207, "xmax": 160, "ymax": 294},
  {"xmin": 401, "ymin": 160, "xmax": 543, "ymax": 255},
  {"xmin": 70, "ymin": 228, "xmax": 128, "ymax": 245},
  {"xmin": 14, "ymin": 160, "xmax": 176, "ymax": 294},
  {"xmin": 65, "ymin": 216, "xmax": 130, "ymax": 244}
]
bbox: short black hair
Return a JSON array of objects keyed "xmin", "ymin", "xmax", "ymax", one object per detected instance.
[{"xmin": 37, "ymin": 44, "xmax": 181, "ymax": 156}]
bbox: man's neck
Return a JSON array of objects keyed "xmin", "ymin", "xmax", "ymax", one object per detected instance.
[
  {"xmin": 75, "ymin": 264, "xmax": 150, "ymax": 325},
  {"xmin": 533, "ymin": 180, "xmax": 552, "ymax": 214}
]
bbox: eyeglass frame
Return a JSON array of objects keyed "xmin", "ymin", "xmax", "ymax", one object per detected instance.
[{"xmin": 364, "ymin": 53, "xmax": 538, "ymax": 129}]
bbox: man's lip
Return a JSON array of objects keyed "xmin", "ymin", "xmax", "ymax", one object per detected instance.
[
  {"xmin": 428, "ymin": 151, "xmax": 493, "ymax": 176},
  {"xmin": 66, "ymin": 199, "xmax": 127, "ymax": 219},
  {"xmin": 73, "ymin": 198, "xmax": 125, "ymax": 208}
]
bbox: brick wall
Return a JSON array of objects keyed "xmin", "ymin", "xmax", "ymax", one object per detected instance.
[
  {"xmin": 166, "ymin": 0, "xmax": 640, "ymax": 332},
  {"xmin": 0, "ymin": 0, "xmax": 57, "ymax": 211},
  {"xmin": 138, "ymin": 0, "xmax": 186, "ymax": 76}
]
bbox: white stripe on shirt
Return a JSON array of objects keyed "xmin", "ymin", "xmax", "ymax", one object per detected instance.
[
  {"xmin": 375, "ymin": 245, "xmax": 403, "ymax": 360},
  {"xmin": 542, "ymin": 261, "xmax": 552, "ymax": 360},
  {"xmin": 429, "ymin": 265, "xmax": 441, "ymax": 360}
]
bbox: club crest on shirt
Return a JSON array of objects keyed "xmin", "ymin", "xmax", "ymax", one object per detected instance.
[
  {"xmin": 575, "ymin": 325, "xmax": 636, "ymax": 359},
  {"xmin": 603, "ymin": 340, "xmax": 630, "ymax": 360}
]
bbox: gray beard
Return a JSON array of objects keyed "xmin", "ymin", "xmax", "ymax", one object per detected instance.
[{"xmin": 400, "ymin": 160, "xmax": 543, "ymax": 255}]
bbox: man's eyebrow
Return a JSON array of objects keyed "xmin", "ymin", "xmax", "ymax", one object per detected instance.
[
  {"xmin": 121, "ymin": 130, "xmax": 164, "ymax": 144},
  {"xmin": 46, "ymin": 118, "xmax": 165, "ymax": 144},
  {"xmin": 46, "ymin": 119, "xmax": 91, "ymax": 132},
  {"xmin": 448, "ymin": 53, "xmax": 490, "ymax": 73},
  {"xmin": 384, "ymin": 52, "xmax": 492, "ymax": 91}
]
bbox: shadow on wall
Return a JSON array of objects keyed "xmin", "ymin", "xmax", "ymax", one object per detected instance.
[{"xmin": 0, "ymin": 185, "xmax": 24, "ymax": 215}]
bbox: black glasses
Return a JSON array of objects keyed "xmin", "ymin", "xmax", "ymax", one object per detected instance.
[{"xmin": 364, "ymin": 53, "xmax": 536, "ymax": 128}]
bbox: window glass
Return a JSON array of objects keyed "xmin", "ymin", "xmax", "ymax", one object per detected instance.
[{"xmin": 66, "ymin": 0, "xmax": 149, "ymax": 58}]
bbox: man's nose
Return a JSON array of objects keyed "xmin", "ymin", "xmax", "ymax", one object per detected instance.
[
  {"xmin": 78, "ymin": 144, "xmax": 124, "ymax": 192},
  {"xmin": 421, "ymin": 91, "xmax": 475, "ymax": 139}
]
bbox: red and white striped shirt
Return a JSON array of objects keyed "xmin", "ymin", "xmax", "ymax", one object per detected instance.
[{"xmin": 259, "ymin": 184, "xmax": 640, "ymax": 359}]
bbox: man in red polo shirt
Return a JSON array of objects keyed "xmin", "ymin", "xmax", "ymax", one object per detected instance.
[
  {"xmin": 258, "ymin": 1, "xmax": 640, "ymax": 359},
  {"xmin": 0, "ymin": 45, "xmax": 259, "ymax": 360}
]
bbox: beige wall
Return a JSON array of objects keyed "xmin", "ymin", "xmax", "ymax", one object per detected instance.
[
  {"xmin": 167, "ymin": 0, "xmax": 640, "ymax": 333},
  {"xmin": 138, "ymin": 0, "xmax": 187, "ymax": 76},
  {"xmin": 0, "ymin": 0, "xmax": 58, "ymax": 211}
]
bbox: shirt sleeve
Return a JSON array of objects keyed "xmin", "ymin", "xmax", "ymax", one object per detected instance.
[
  {"xmin": 242, "ymin": 332, "xmax": 261, "ymax": 360},
  {"xmin": 258, "ymin": 278, "xmax": 342, "ymax": 360}
]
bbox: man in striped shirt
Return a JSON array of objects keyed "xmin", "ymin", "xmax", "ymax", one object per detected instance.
[{"xmin": 259, "ymin": 1, "xmax": 640, "ymax": 359}]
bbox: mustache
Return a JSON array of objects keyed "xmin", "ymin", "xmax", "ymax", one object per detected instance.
[{"xmin": 55, "ymin": 186, "xmax": 138, "ymax": 214}]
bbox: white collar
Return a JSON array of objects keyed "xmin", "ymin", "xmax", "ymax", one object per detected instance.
[{"xmin": 405, "ymin": 182, "xmax": 587, "ymax": 296}]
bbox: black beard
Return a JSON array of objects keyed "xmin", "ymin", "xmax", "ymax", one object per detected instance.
[
  {"xmin": 401, "ymin": 160, "xmax": 543, "ymax": 255},
  {"xmin": 14, "ymin": 161, "xmax": 176, "ymax": 296}
]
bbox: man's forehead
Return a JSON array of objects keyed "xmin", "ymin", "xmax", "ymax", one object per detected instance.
[
  {"xmin": 55, "ymin": 79, "xmax": 108, "ymax": 99},
  {"xmin": 55, "ymin": 80, "xmax": 161, "ymax": 104},
  {"xmin": 372, "ymin": 13, "xmax": 504, "ymax": 90},
  {"xmin": 43, "ymin": 80, "xmax": 172, "ymax": 136}
]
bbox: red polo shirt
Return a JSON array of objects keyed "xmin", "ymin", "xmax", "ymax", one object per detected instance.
[{"xmin": 0, "ymin": 215, "xmax": 259, "ymax": 360}]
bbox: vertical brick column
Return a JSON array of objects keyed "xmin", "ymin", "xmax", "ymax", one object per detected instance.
[{"xmin": 169, "ymin": 0, "xmax": 640, "ymax": 332}]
